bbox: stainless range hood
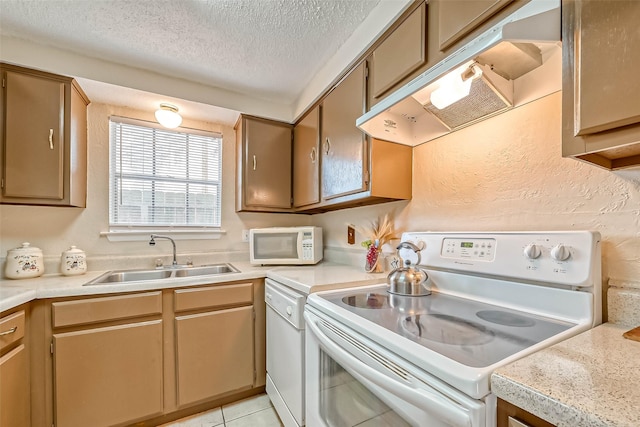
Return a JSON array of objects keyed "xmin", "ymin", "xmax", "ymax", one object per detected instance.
[{"xmin": 357, "ymin": 0, "xmax": 562, "ymax": 146}]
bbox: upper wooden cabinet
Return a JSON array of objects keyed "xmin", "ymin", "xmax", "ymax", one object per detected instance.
[
  {"xmin": 437, "ymin": 0, "xmax": 514, "ymax": 50},
  {"xmin": 235, "ymin": 115, "xmax": 293, "ymax": 212},
  {"xmin": 321, "ymin": 61, "xmax": 368, "ymax": 201},
  {"xmin": 562, "ymin": 0, "xmax": 640, "ymax": 170},
  {"xmin": 369, "ymin": 2, "xmax": 427, "ymax": 104},
  {"xmin": 293, "ymin": 106, "xmax": 320, "ymax": 208},
  {"xmin": 0, "ymin": 63, "xmax": 89, "ymax": 207}
]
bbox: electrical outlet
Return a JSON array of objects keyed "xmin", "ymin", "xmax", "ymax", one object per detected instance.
[
  {"xmin": 347, "ymin": 225, "xmax": 355, "ymax": 245},
  {"xmin": 242, "ymin": 229, "xmax": 250, "ymax": 242}
]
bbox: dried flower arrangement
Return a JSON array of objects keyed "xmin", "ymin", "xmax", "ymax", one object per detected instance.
[{"xmin": 359, "ymin": 213, "xmax": 397, "ymax": 272}]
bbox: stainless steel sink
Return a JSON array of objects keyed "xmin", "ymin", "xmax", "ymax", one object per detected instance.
[
  {"xmin": 174, "ymin": 264, "xmax": 239, "ymax": 277},
  {"xmin": 84, "ymin": 263, "xmax": 239, "ymax": 285}
]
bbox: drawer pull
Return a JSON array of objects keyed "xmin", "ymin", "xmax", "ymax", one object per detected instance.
[
  {"xmin": 0, "ymin": 326, "xmax": 17, "ymax": 336},
  {"xmin": 49, "ymin": 129, "xmax": 54, "ymax": 149}
]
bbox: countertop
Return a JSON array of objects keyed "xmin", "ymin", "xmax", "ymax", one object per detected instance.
[
  {"xmin": 0, "ymin": 261, "xmax": 386, "ymax": 312},
  {"xmin": 491, "ymin": 323, "xmax": 640, "ymax": 427}
]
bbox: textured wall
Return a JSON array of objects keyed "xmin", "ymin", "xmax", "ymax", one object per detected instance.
[
  {"xmin": 316, "ymin": 92, "xmax": 640, "ymax": 284},
  {"xmin": 0, "ymin": 103, "xmax": 310, "ymax": 271}
]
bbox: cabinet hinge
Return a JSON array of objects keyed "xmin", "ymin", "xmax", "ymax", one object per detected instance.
[
  {"xmin": 2, "ymin": 78, "xmax": 5, "ymax": 88},
  {"xmin": 252, "ymin": 308, "xmax": 256, "ymax": 320},
  {"xmin": 365, "ymin": 63, "xmax": 369, "ymax": 79},
  {"xmin": 253, "ymin": 369, "xmax": 257, "ymax": 383},
  {"xmin": 1, "ymin": 178, "xmax": 4, "ymax": 189},
  {"xmin": 50, "ymin": 340, "xmax": 54, "ymax": 355},
  {"xmin": 364, "ymin": 170, "xmax": 370, "ymax": 185}
]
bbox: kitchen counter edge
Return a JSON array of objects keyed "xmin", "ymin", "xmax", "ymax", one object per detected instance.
[{"xmin": 491, "ymin": 322, "xmax": 640, "ymax": 427}]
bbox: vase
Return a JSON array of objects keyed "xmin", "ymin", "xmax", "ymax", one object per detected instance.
[{"xmin": 365, "ymin": 249, "xmax": 384, "ymax": 273}]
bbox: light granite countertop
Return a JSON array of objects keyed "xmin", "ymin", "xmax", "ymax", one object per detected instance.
[
  {"xmin": 492, "ymin": 322, "xmax": 640, "ymax": 427},
  {"xmin": 0, "ymin": 261, "xmax": 385, "ymax": 313}
]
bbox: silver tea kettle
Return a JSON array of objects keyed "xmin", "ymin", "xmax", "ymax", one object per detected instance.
[{"xmin": 387, "ymin": 241, "xmax": 431, "ymax": 296}]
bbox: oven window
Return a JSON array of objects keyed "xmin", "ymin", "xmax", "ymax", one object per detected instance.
[{"xmin": 318, "ymin": 350, "xmax": 411, "ymax": 427}]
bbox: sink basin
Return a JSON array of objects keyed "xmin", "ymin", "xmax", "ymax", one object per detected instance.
[
  {"xmin": 85, "ymin": 269, "xmax": 173, "ymax": 285},
  {"xmin": 84, "ymin": 263, "xmax": 239, "ymax": 285},
  {"xmin": 174, "ymin": 264, "xmax": 239, "ymax": 277}
]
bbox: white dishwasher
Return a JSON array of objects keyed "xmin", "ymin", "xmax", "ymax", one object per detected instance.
[{"xmin": 265, "ymin": 278, "xmax": 306, "ymax": 427}]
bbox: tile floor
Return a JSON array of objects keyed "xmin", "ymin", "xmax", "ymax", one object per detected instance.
[{"xmin": 159, "ymin": 393, "xmax": 283, "ymax": 427}]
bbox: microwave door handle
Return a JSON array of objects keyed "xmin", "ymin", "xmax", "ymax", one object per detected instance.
[{"xmin": 305, "ymin": 315, "xmax": 473, "ymax": 427}]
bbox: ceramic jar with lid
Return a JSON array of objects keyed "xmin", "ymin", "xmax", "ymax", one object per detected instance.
[
  {"xmin": 60, "ymin": 246, "xmax": 87, "ymax": 276},
  {"xmin": 5, "ymin": 242, "xmax": 44, "ymax": 279}
]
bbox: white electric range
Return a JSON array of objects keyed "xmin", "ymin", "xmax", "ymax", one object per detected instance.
[{"xmin": 304, "ymin": 231, "xmax": 601, "ymax": 427}]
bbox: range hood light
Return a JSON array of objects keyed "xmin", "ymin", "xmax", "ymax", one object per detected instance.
[{"xmin": 430, "ymin": 64, "xmax": 482, "ymax": 110}]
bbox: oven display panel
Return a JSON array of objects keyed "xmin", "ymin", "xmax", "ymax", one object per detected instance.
[{"xmin": 442, "ymin": 238, "xmax": 496, "ymax": 261}]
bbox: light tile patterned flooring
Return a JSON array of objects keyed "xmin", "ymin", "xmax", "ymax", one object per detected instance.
[{"xmin": 159, "ymin": 394, "xmax": 283, "ymax": 427}]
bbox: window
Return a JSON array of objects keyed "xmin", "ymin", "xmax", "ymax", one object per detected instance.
[{"xmin": 109, "ymin": 117, "xmax": 222, "ymax": 230}]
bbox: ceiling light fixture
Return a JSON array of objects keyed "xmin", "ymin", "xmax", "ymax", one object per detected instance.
[
  {"xmin": 155, "ymin": 103, "xmax": 183, "ymax": 128},
  {"xmin": 429, "ymin": 62, "xmax": 482, "ymax": 110}
]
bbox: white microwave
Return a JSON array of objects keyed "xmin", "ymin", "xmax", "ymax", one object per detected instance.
[{"xmin": 249, "ymin": 226, "xmax": 323, "ymax": 265}]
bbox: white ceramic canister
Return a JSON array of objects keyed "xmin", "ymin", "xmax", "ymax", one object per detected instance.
[
  {"xmin": 60, "ymin": 246, "xmax": 87, "ymax": 276},
  {"xmin": 5, "ymin": 242, "xmax": 44, "ymax": 279}
]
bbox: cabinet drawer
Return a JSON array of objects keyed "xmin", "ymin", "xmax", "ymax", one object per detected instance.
[
  {"xmin": 174, "ymin": 283, "xmax": 253, "ymax": 312},
  {"xmin": 0, "ymin": 311, "xmax": 25, "ymax": 351},
  {"xmin": 52, "ymin": 291, "xmax": 162, "ymax": 328}
]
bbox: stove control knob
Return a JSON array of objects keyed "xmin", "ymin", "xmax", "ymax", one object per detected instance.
[
  {"xmin": 524, "ymin": 244, "xmax": 542, "ymax": 259},
  {"xmin": 286, "ymin": 306, "xmax": 293, "ymax": 317},
  {"xmin": 551, "ymin": 244, "xmax": 571, "ymax": 261}
]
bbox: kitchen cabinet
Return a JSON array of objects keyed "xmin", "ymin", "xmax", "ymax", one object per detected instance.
[
  {"xmin": 497, "ymin": 398, "xmax": 555, "ymax": 427},
  {"xmin": 293, "ymin": 106, "xmax": 320, "ymax": 208},
  {"xmin": 174, "ymin": 283, "xmax": 255, "ymax": 407},
  {"xmin": 34, "ymin": 279, "xmax": 266, "ymax": 427},
  {"xmin": 293, "ymin": 61, "xmax": 412, "ymax": 213},
  {"xmin": 0, "ymin": 63, "xmax": 89, "ymax": 207},
  {"xmin": 321, "ymin": 61, "xmax": 368, "ymax": 200},
  {"xmin": 369, "ymin": 1, "xmax": 427, "ymax": 105},
  {"xmin": 51, "ymin": 292, "xmax": 164, "ymax": 427},
  {"xmin": 235, "ymin": 115, "xmax": 293, "ymax": 212},
  {"xmin": 0, "ymin": 307, "xmax": 30, "ymax": 427},
  {"xmin": 561, "ymin": 0, "xmax": 640, "ymax": 170},
  {"xmin": 437, "ymin": 0, "xmax": 514, "ymax": 51}
]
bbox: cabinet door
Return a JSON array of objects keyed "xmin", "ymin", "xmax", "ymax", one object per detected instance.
[
  {"xmin": 175, "ymin": 306, "xmax": 254, "ymax": 407},
  {"xmin": 0, "ymin": 344, "xmax": 30, "ymax": 427},
  {"xmin": 53, "ymin": 320, "xmax": 164, "ymax": 427},
  {"xmin": 571, "ymin": 0, "xmax": 640, "ymax": 135},
  {"xmin": 2, "ymin": 70, "xmax": 65, "ymax": 200},
  {"xmin": 438, "ymin": 0, "xmax": 514, "ymax": 50},
  {"xmin": 370, "ymin": 2, "xmax": 427, "ymax": 100},
  {"xmin": 321, "ymin": 61, "xmax": 368, "ymax": 200},
  {"xmin": 293, "ymin": 106, "xmax": 320, "ymax": 207},
  {"xmin": 561, "ymin": 0, "xmax": 640, "ymax": 169},
  {"xmin": 241, "ymin": 116, "xmax": 292, "ymax": 209}
]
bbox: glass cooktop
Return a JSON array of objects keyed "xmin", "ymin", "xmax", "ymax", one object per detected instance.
[{"xmin": 326, "ymin": 286, "xmax": 575, "ymax": 368}]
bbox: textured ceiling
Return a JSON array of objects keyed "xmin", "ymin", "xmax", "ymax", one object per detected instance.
[{"xmin": 0, "ymin": 0, "xmax": 384, "ymax": 106}]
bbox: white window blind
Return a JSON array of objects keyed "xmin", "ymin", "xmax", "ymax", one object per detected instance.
[{"xmin": 109, "ymin": 117, "xmax": 222, "ymax": 228}]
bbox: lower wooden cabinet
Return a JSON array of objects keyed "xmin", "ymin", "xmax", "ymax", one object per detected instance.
[
  {"xmin": 0, "ymin": 307, "xmax": 30, "ymax": 427},
  {"xmin": 40, "ymin": 281, "xmax": 265, "ymax": 427},
  {"xmin": 175, "ymin": 306, "xmax": 254, "ymax": 406},
  {"xmin": 53, "ymin": 321, "xmax": 164, "ymax": 427},
  {"xmin": 497, "ymin": 398, "xmax": 555, "ymax": 427}
]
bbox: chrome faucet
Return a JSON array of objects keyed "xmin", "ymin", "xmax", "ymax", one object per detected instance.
[{"xmin": 149, "ymin": 234, "xmax": 178, "ymax": 267}]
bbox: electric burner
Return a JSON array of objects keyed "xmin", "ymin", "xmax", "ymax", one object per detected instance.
[
  {"xmin": 342, "ymin": 293, "xmax": 389, "ymax": 309},
  {"xmin": 476, "ymin": 310, "xmax": 536, "ymax": 327},
  {"xmin": 401, "ymin": 313, "xmax": 494, "ymax": 346}
]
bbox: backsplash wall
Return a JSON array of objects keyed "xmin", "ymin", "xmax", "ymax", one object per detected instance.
[
  {"xmin": 0, "ymin": 102, "xmax": 310, "ymax": 275},
  {"xmin": 316, "ymin": 92, "xmax": 640, "ymax": 287}
]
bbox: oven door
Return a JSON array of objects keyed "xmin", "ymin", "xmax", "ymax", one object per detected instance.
[{"xmin": 305, "ymin": 308, "xmax": 486, "ymax": 427}]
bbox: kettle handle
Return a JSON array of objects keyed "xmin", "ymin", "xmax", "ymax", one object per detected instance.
[{"xmin": 396, "ymin": 241, "xmax": 421, "ymax": 265}]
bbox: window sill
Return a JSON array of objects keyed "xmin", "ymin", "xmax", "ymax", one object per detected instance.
[{"xmin": 101, "ymin": 228, "xmax": 227, "ymax": 242}]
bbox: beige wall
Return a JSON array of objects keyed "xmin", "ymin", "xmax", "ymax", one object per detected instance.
[
  {"xmin": 315, "ymin": 92, "xmax": 640, "ymax": 284},
  {"xmin": 0, "ymin": 102, "xmax": 309, "ymax": 271}
]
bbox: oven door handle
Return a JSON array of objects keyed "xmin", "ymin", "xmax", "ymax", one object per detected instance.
[{"xmin": 306, "ymin": 315, "xmax": 473, "ymax": 427}]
